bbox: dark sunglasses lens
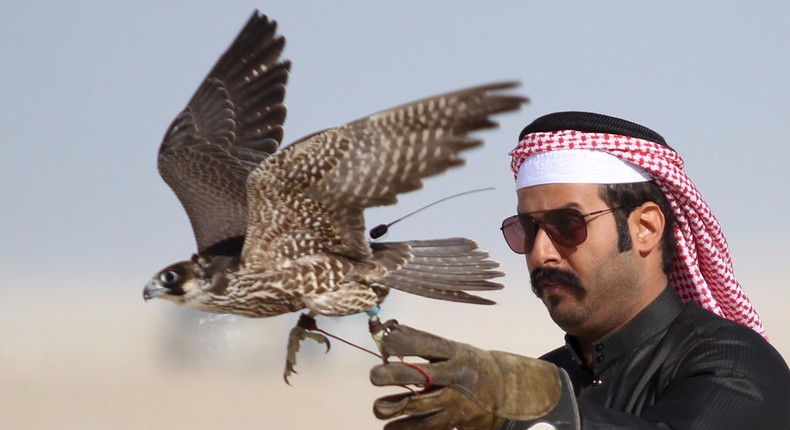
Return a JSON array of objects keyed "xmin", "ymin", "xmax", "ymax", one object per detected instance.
[
  {"xmin": 501, "ymin": 215, "xmax": 527, "ymax": 254},
  {"xmin": 502, "ymin": 208, "xmax": 592, "ymax": 254},
  {"xmin": 518, "ymin": 214, "xmax": 538, "ymax": 253},
  {"xmin": 543, "ymin": 209, "xmax": 587, "ymax": 247}
]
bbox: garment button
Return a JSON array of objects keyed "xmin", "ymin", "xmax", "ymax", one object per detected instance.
[
  {"xmin": 596, "ymin": 353, "xmax": 605, "ymax": 363},
  {"xmin": 595, "ymin": 343, "xmax": 604, "ymax": 351},
  {"xmin": 592, "ymin": 379, "xmax": 603, "ymax": 387}
]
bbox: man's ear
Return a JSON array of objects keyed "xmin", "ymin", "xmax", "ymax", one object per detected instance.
[{"xmin": 631, "ymin": 202, "xmax": 665, "ymax": 256}]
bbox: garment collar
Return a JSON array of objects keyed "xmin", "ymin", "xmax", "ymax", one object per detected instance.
[{"xmin": 564, "ymin": 286, "xmax": 684, "ymax": 370}]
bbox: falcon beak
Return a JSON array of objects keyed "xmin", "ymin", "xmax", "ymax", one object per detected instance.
[{"xmin": 143, "ymin": 280, "xmax": 170, "ymax": 301}]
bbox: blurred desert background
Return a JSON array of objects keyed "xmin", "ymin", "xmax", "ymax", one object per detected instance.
[{"xmin": 2, "ymin": 1, "xmax": 788, "ymax": 429}]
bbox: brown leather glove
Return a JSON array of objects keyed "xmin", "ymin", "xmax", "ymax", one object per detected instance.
[{"xmin": 370, "ymin": 321, "xmax": 578, "ymax": 430}]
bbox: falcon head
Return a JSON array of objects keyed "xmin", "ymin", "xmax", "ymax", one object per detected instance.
[
  {"xmin": 144, "ymin": 253, "xmax": 239, "ymax": 306},
  {"xmin": 143, "ymin": 258, "xmax": 202, "ymax": 304}
]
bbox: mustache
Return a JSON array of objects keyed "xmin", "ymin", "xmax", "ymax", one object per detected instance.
[{"xmin": 530, "ymin": 267, "xmax": 585, "ymax": 297}]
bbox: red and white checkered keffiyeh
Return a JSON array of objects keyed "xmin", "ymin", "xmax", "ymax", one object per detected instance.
[{"xmin": 510, "ymin": 130, "xmax": 766, "ymax": 339}]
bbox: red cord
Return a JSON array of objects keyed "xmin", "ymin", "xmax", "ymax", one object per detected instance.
[
  {"xmin": 306, "ymin": 317, "xmax": 433, "ymax": 396},
  {"xmin": 397, "ymin": 357, "xmax": 434, "ymax": 391},
  {"xmin": 313, "ymin": 327, "xmax": 383, "ymax": 359}
]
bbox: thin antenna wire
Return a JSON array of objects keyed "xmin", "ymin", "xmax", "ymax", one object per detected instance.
[{"xmin": 369, "ymin": 187, "xmax": 495, "ymax": 239}]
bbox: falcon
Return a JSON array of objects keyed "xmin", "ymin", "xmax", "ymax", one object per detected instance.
[{"xmin": 142, "ymin": 10, "xmax": 526, "ymax": 381}]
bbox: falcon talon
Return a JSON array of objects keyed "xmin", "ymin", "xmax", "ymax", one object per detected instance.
[
  {"xmin": 283, "ymin": 364, "xmax": 298, "ymax": 386},
  {"xmin": 284, "ymin": 315, "xmax": 332, "ymax": 382},
  {"xmin": 373, "ymin": 319, "xmax": 400, "ymax": 336},
  {"xmin": 371, "ymin": 318, "xmax": 400, "ymax": 360}
]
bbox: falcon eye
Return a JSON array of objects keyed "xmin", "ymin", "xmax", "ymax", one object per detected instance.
[{"xmin": 160, "ymin": 271, "xmax": 180, "ymax": 285}]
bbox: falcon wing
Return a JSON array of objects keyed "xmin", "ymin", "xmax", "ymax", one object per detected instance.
[
  {"xmin": 242, "ymin": 83, "xmax": 526, "ymax": 264},
  {"xmin": 157, "ymin": 11, "xmax": 290, "ymax": 254}
]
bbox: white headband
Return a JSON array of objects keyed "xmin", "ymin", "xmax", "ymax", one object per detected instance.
[{"xmin": 515, "ymin": 148, "xmax": 652, "ymax": 189}]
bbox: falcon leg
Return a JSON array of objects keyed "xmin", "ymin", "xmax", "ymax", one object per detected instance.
[
  {"xmin": 367, "ymin": 306, "xmax": 399, "ymax": 362},
  {"xmin": 284, "ymin": 311, "xmax": 330, "ymax": 384}
]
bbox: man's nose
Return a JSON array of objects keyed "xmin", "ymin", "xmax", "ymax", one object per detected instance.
[{"xmin": 527, "ymin": 227, "xmax": 562, "ymax": 268}]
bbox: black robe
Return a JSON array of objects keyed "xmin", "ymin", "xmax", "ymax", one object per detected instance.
[{"xmin": 502, "ymin": 287, "xmax": 790, "ymax": 429}]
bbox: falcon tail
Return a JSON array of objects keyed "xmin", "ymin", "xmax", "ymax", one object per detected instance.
[{"xmin": 370, "ymin": 238, "xmax": 504, "ymax": 305}]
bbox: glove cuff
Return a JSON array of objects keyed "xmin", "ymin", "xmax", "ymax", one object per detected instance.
[{"xmin": 497, "ymin": 368, "xmax": 580, "ymax": 430}]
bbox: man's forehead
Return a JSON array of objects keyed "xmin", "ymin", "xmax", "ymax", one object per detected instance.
[{"xmin": 516, "ymin": 183, "xmax": 604, "ymax": 212}]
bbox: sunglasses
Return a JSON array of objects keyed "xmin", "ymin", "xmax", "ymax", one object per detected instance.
[{"xmin": 500, "ymin": 206, "xmax": 634, "ymax": 254}]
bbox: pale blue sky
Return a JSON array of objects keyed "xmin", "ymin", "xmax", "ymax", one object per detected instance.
[
  {"xmin": 1, "ymin": 2, "xmax": 789, "ymax": 427},
  {"xmin": 3, "ymin": 1, "xmax": 789, "ymax": 277}
]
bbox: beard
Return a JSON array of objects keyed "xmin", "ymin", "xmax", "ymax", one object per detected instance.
[
  {"xmin": 530, "ymin": 267, "xmax": 587, "ymax": 306},
  {"xmin": 529, "ymin": 267, "xmax": 590, "ymax": 332}
]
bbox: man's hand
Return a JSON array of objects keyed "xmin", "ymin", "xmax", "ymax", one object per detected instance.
[{"xmin": 370, "ymin": 321, "xmax": 572, "ymax": 430}]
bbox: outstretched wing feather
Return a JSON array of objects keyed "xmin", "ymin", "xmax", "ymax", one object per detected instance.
[
  {"xmin": 369, "ymin": 238, "xmax": 504, "ymax": 304},
  {"xmin": 157, "ymin": 11, "xmax": 289, "ymax": 252},
  {"xmin": 243, "ymin": 83, "xmax": 526, "ymax": 263}
]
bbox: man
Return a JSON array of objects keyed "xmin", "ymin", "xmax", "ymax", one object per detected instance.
[{"xmin": 370, "ymin": 111, "xmax": 790, "ymax": 429}]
